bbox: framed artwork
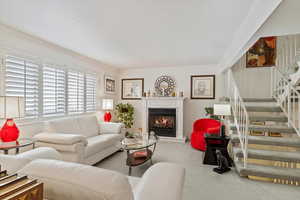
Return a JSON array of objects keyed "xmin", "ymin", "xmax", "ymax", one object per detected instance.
[
  {"xmin": 122, "ymin": 78, "xmax": 144, "ymax": 100},
  {"xmin": 104, "ymin": 75, "xmax": 116, "ymax": 94},
  {"xmin": 246, "ymin": 36, "xmax": 277, "ymax": 68},
  {"xmin": 190, "ymin": 75, "xmax": 215, "ymax": 99}
]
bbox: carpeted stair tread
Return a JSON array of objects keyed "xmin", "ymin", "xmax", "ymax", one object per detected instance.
[
  {"xmin": 243, "ymin": 98, "xmax": 276, "ymax": 102},
  {"xmin": 246, "ymin": 106, "xmax": 282, "ymax": 112},
  {"xmin": 230, "ymin": 124, "xmax": 296, "ymax": 133},
  {"xmin": 233, "ymin": 147, "xmax": 300, "ymax": 162},
  {"xmin": 235, "ymin": 161, "xmax": 300, "ymax": 181},
  {"xmin": 248, "ymin": 115, "xmax": 288, "ymax": 122},
  {"xmin": 231, "ymin": 134, "xmax": 300, "ymax": 147}
]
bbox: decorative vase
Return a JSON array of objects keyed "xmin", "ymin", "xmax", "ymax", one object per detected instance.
[
  {"xmin": 0, "ymin": 119, "xmax": 20, "ymax": 142},
  {"xmin": 104, "ymin": 111, "xmax": 112, "ymax": 122}
]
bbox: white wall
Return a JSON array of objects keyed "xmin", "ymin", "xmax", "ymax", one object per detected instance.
[
  {"xmin": 118, "ymin": 65, "xmax": 226, "ymax": 138},
  {"xmin": 0, "ymin": 24, "xmax": 120, "ymax": 122}
]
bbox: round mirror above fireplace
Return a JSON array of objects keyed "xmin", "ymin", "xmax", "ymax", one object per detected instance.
[{"xmin": 154, "ymin": 75, "xmax": 176, "ymax": 96}]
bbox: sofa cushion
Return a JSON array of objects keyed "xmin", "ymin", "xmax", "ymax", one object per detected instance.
[
  {"xmin": 47, "ymin": 118, "xmax": 82, "ymax": 135},
  {"xmin": 99, "ymin": 122, "xmax": 123, "ymax": 134},
  {"xmin": 19, "ymin": 159, "xmax": 134, "ymax": 200},
  {"xmin": 77, "ymin": 116, "xmax": 100, "ymax": 138},
  {"xmin": 85, "ymin": 134, "xmax": 121, "ymax": 157}
]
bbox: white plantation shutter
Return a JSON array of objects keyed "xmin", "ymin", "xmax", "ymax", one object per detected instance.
[
  {"xmin": 5, "ymin": 56, "xmax": 39, "ymax": 118},
  {"xmin": 43, "ymin": 65, "xmax": 66, "ymax": 116},
  {"xmin": 68, "ymin": 71, "xmax": 84, "ymax": 114},
  {"xmin": 85, "ymin": 74, "xmax": 97, "ymax": 112}
]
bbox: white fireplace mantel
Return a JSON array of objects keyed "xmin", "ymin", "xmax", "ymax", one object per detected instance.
[{"xmin": 142, "ymin": 97, "xmax": 187, "ymax": 143}]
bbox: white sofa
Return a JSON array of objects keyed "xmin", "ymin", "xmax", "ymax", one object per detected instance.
[
  {"xmin": 31, "ymin": 115, "xmax": 124, "ymax": 165},
  {"xmin": 0, "ymin": 148, "xmax": 185, "ymax": 200}
]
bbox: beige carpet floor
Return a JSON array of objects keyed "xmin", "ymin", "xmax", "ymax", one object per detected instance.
[{"xmin": 96, "ymin": 141, "xmax": 300, "ymax": 200}]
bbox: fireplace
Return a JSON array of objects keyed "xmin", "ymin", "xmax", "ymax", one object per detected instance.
[{"xmin": 148, "ymin": 108, "xmax": 176, "ymax": 137}]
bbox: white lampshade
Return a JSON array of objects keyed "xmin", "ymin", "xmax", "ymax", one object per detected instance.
[
  {"xmin": 0, "ymin": 96, "xmax": 25, "ymax": 119},
  {"xmin": 102, "ymin": 99, "xmax": 114, "ymax": 110},
  {"xmin": 213, "ymin": 104, "xmax": 231, "ymax": 116}
]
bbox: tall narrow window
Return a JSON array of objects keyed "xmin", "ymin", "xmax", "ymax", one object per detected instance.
[
  {"xmin": 43, "ymin": 65, "xmax": 66, "ymax": 116},
  {"xmin": 5, "ymin": 56, "xmax": 39, "ymax": 118},
  {"xmin": 85, "ymin": 74, "xmax": 97, "ymax": 112},
  {"xmin": 67, "ymin": 71, "xmax": 84, "ymax": 114}
]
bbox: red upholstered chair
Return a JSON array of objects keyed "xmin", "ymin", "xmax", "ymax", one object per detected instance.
[{"xmin": 190, "ymin": 118, "xmax": 221, "ymax": 151}]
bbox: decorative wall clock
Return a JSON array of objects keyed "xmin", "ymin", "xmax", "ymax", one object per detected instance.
[{"xmin": 155, "ymin": 75, "xmax": 176, "ymax": 96}]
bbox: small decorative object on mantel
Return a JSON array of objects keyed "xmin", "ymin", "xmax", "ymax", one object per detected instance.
[
  {"xmin": 191, "ymin": 75, "xmax": 215, "ymax": 99},
  {"xmin": 246, "ymin": 36, "xmax": 276, "ymax": 68},
  {"xmin": 122, "ymin": 78, "xmax": 144, "ymax": 100},
  {"xmin": 180, "ymin": 91, "xmax": 184, "ymax": 97},
  {"xmin": 155, "ymin": 75, "xmax": 176, "ymax": 97}
]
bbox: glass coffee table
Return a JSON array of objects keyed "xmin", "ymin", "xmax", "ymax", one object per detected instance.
[
  {"xmin": 121, "ymin": 135, "xmax": 158, "ymax": 175},
  {"xmin": 0, "ymin": 138, "xmax": 35, "ymax": 154}
]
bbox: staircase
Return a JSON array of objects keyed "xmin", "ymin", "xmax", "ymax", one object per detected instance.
[
  {"xmin": 227, "ymin": 68, "xmax": 300, "ymax": 186},
  {"xmin": 230, "ymin": 98, "xmax": 300, "ymax": 185}
]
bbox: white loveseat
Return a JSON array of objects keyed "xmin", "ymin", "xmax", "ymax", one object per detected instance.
[{"xmin": 32, "ymin": 115, "xmax": 124, "ymax": 165}]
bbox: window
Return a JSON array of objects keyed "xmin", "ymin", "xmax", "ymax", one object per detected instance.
[
  {"xmin": 85, "ymin": 74, "xmax": 97, "ymax": 112},
  {"xmin": 67, "ymin": 71, "xmax": 84, "ymax": 114},
  {"xmin": 43, "ymin": 65, "xmax": 66, "ymax": 116},
  {"xmin": 5, "ymin": 56, "xmax": 39, "ymax": 118},
  {"xmin": 4, "ymin": 55, "xmax": 98, "ymax": 118}
]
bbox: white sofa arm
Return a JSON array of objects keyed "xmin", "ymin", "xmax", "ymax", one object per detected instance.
[
  {"xmin": 0, "ymin": 147, "xmax": 61, "ymax": 174},
  {"xmin": 99, "ymin": 122, "xmax": 124, "ymax": 134},
  {"xmin": 134, "ymin": 163, "xmax": 185, "ymax": 200},
  {"xmin": 33, "ymin": 133, "xmax": 88, "ymax": 146}
]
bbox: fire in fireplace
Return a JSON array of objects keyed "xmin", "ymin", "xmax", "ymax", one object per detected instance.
[{"xmin": 148, "ymin": 108, "xmax": 176, "ymax": 137}]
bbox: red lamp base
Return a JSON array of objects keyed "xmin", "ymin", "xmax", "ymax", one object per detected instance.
[
  {"xmin": 104, "ymin": 111, "xmax": 112, "ymax": 122},
  {"xmin": 0, "ymin": 119, "xmax": 20, "ymax": 142}
]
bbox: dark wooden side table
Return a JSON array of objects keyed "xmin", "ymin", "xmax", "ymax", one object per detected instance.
[{"xmin": 203, "ymin": 134, "xmax": 232, "ymax": 166}]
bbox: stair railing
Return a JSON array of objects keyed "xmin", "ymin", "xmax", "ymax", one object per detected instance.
[
  {"xmin": 227, "ymin": 69, "xmax": 249, "ymax": 168},
  {"xmin": 271, "ymin": 67, "xmax": 300, "ymax": 136}
]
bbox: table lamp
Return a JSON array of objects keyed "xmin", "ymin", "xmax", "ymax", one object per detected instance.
[
  {"xmin": 213, "ymin": 104, "xmax": 231, "ymax": 137},
  {"xmin": 102, "ymin": 99, "xmax": 113, "ymax": 122},
  {"xmin": 0, "ymin": 96, "xmax": 25, "ymax": 142}
]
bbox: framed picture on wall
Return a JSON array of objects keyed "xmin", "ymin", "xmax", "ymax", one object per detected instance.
[
  {"xmin": 246, "ymin": 36, "xmax": 277, "ymax": 68},
  {"xmin": 190, "ymin": 75, "xmax": 215, "ymax": 99},
  {"xmin": 104, "ymin": 75, "xmax": 116, "ymax": 94},
  {"xmin": 122, "ymin": 78, "xmax": 144, "ymax": 100}
]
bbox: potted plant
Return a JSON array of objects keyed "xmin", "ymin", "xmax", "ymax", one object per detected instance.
[
  {"xmin": 204, "ymin": 107, "xmax": 220, "ymax": 120},
  {"xmin": 115, "ymin": 103, "xmax": 134, "ymax": 129}
]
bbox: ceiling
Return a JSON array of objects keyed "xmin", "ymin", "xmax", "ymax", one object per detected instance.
[{"xmin": 0, "ymin": 0, "xmax": 271, "ymax": 68}]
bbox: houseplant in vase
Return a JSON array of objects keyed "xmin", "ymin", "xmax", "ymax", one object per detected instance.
[{"xmin": 115, "ymin": 103, "xmax": 134, "ymax": 138}]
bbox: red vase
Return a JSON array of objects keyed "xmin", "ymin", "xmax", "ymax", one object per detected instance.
[
  {"xmin": 104, "ymin": 111, "xmax": 112, "ymax": 122},
  {"xmin": 0, "ymin": 119, "xmax": 20, "ymax": 142}
]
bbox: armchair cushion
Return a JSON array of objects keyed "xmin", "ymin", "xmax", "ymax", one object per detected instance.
[
  {"xmin": 134, "ymin": 163, "xmax": 185, "ymax": 200},
  {"xmin": 34, "ymin": 133, "xmax": 88, "ymax": 146},
  {"xmin": 99, "ymin": 122, "xmax": 123, "ymax": 134}
]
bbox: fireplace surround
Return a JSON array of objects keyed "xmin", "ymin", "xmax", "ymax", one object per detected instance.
[{"xmin": 142, "ymin": 97, "xmax": 186, "ymax": 143}]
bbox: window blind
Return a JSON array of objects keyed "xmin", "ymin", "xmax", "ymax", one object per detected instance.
[
  {"xmin": 67, "ymin": 71, "xmax": 84, "ymax": 114},
  {"xmin": 5, "ymin": 56, "xmax": 39, "ymax": 118},
  {"xmin": 43, "ymin": 65, "xmax": 66, "ymax": 116},
  {"xmin": 85, "ymin": 74, "xmax": 97, "ymax": 112}
]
